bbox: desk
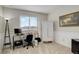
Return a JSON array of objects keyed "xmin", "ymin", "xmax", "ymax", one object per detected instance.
[
  {"xmin": 12, "ymin": 34, "xmax": 24, "ymax": 50},
  {"xmin": 12, "ymin": 34, "xmax": 41, "ymax": 50}
]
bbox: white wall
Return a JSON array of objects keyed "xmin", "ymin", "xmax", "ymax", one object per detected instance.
[
  {"xmin": 48, "ymin": 5, "xmax": 79, "ymax": 48},
  {"xmin": 0, "ymin": 6, "xmax": 48, "ymax": 49},
  {"xmin": 0, "ymin": 6, "xmax": 3, "ymax": 33},
  {"xmin": 0, "ymin": 6, "xmax": 3, "ymax": 52}
]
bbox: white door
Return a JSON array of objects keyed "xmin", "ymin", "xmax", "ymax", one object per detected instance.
[
  {"xmin": 42, "ymin": 21, "xmax": 53, "ymax": 41},
  {"xmin": 42, "ymin": 21, "xmax": 48, "ymax": 41},
  {"xmin": 47, "ymin": 21, "xmax": 53, "ymax": 41}
]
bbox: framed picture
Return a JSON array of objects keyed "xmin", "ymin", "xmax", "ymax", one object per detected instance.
[{"xmin": 59, "ymin": 11, "xmax": 79, "ymax": 27}]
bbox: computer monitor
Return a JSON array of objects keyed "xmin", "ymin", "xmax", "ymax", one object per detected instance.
[{"xmin": 14, "ymin": 28, "xmax": 21, "ymax": 34}]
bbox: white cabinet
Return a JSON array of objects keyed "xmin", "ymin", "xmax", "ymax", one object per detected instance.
[{"xmin": 42, "ymin": 20, "xmax": 53, "ymax": 42}]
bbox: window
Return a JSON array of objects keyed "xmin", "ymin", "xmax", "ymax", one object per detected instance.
[
  {"xmin": 30, "ymin": 16, "xmax": 37, "ymax": 27},
  {"xmin": 20, "ymin": 16, "xmax": 29, "ymax": 27},
  {"xmin": 20, "ymin": 16, "xmax": 37, "ymax": 28}
]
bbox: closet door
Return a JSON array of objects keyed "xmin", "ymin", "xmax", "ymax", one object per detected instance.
[
  {"xmin": 42, "ymin": 21, "xmax": 53, "ymax": 42},
  {"xmin": 47, "ymin": 21, "xmax": 53, "ymax": 41},
  {"xmin": 42, "ymin": 21, "xmax": 48, "ymax": 41},
  {"xmin": 0, "ymin": 6, "xmax": 3, "ymax": 50}
]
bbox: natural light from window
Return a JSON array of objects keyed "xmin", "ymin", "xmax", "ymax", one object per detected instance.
[
  {"xmin": 30, "ymin": 16, "xmax": 37, "ymax": 27},
  {"xmin": 20, "ymin": 16, "xmax": 37, "ymax": 28}
]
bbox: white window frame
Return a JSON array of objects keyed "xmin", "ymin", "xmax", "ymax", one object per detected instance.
[{"xmin": 20, "ymin": 16, "xmax": 38, "ymax": 29}]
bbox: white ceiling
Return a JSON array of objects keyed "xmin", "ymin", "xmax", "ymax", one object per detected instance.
[
  {"xmin": 3, "ymin": 5, "xmax": 59, "ymax": 13},
  {"xmin": 3, "ymin": 5, "xmax": 79, "ymax": 14}
]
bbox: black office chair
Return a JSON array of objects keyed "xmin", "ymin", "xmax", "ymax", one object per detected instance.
[{"xmin": 24, "ymin": 34, "xmax": 34, "ymax": 49}]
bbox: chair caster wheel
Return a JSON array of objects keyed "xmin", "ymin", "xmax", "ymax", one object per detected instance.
[
  {"xmin": 27, "ymin": 47, "xmax": 28, "ymax": 49},
  {"xmin": 23, "ymin": 46, "xmax": 25, "ymax": 48}
]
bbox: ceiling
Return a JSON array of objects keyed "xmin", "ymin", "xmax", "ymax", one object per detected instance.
[
  {"xmin": 3, "ymin": 5, "xmax": 79, "ymax": 14},
  {"xmin": 3, "ymin": 5, "xmax": 60, "ymax": 13}
]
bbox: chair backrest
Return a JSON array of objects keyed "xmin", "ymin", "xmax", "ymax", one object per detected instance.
[{"xmin": 26, "ymin": 34, "xmax": 33, "ymax": 42}]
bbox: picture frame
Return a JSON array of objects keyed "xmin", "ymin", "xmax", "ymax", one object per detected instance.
[{"xmin": 59, "ymin": 11, "xmax": 79, "ymax": 27}]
